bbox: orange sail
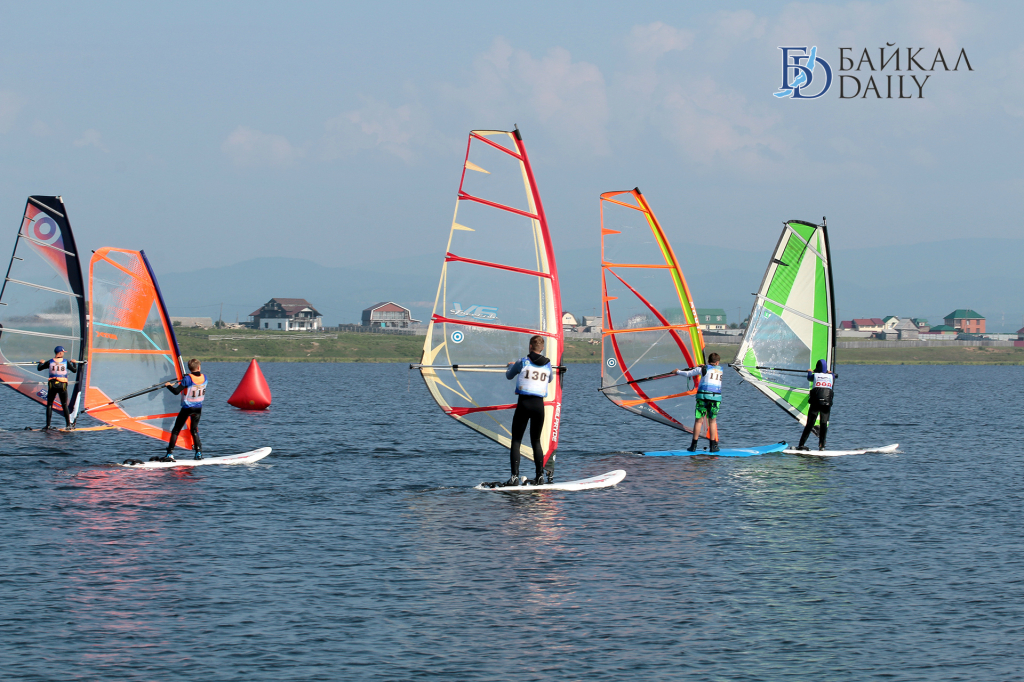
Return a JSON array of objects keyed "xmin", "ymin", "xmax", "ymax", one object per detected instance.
[{"xmin": 84, "ymin": 248, "xmax": 192, "ymax": 448}]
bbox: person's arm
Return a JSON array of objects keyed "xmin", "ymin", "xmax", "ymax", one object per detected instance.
[
  {"xmin": 165, "ymin": 380, "xmax": 185, "ymax": 395},
  {"xmin": 37, "ymin": 360, "xmax": 48, "ymax": 371},
  {"xmin": 505, "ymin": 359, "xmax": 524, "ymax": 380},
  {"xmin": 67, "ymin": 360, "xmax": 79, "ymax": 374},
  {"xmin": 674, "ymin": 367, "xmax": 702, "ymax": 378},
  {"xmin": 807, "ymin": 371, "xmax": 815, "ymax": 382}
]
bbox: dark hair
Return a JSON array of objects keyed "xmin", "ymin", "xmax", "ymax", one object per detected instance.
[
  {"xmin": 188, "ymin": 358, "xmax": 201, "ymax": 372},
  {"xmin": 708, "ymin": 352, "xmax": 720, "ymax": 363},
  {"xmin": 529, "ymin": 335, "xmax": 545, "ymax": 352}
]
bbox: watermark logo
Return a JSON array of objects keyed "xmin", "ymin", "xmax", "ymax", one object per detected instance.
[
  {"xmin": 775, "ymin": 46, "xmax": 833, "ymax": 99},
  {"xmin": 449, "ymin": 302, "xmax": 498, "ymax": 320},
  {"xmin": 451, "ymin": 330, "xmax": 464, "ymax": 344}
]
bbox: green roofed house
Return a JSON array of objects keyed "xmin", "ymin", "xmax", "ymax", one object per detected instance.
[
  {"xmin": 696, "ymin": 308, "xmax": 727, "ymax": 331},
  {"xmin": 943, "ymin": 309, "xmax": 985, "ymax": 334}
]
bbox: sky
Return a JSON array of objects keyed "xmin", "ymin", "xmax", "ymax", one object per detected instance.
[{"xmin": 0, "ymin": 1, "xmax": 1020, "ymax": 321}]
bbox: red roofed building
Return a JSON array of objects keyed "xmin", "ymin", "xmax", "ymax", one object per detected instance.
[
  {"xmin": 362, "ymin": 302, "xmax": 421, "ymax": 328},
  {"xmin": 852, "ymin": 318, "xmax": 884, "ymax": 332},
  {"xmin": 249, "ymin": 298, "xmax": 323, "ymax": 331}
]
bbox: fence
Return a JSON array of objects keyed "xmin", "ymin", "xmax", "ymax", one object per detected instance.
[{"xmin": 837, "ymin": 339, "xmax": 1015, "ymax": 349}]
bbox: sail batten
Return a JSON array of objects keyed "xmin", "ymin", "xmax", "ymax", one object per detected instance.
[
  {"xmin": 0, "ymin": 197, "xmax": 88, "ymax": 421},
  {"xmin": 732, "ymin": 218, "xmax": 836, "ymax": 429},
  {"xmin": 419, "ymin": 128, "xmax": 563, "ymax": 463},
  {"xmin": 600, "ymin": 189, "xmax": 704, "ymax": 433},
  {"xmin": 85, "ymin": 247, "xmax": 191, "ymax": 448}
]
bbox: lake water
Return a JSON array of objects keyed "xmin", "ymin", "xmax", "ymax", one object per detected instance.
[{"xmin": 1, "ymin": 362, "xmax": 1022, "ymax": 681}]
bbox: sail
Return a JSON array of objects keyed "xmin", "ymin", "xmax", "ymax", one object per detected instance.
[
  {"xmin": 85, "ymin": 248, "xmax": 192, "ymax": 448},
  {"xmin": 599, "ymin": 188, "xmax": 704, "ymax": 432},
  {"xmin": 0, "ymin": 197, "xmax": 88, "ymax": 421},
  {"xmin": 731, "ymin": 219, "xmax": 836, "ymax": 428},
  {"xmin": 418, "ymin": 128, "xmax": 563, "ymax": 464}
]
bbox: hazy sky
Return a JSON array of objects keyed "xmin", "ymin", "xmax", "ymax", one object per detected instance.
[{"xmin": 0, "ymin": 0, "xmax": 1019, "ymax": 280}]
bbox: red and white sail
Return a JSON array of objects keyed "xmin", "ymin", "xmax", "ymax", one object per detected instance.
[{"xmin": 417, "ymin": 128, "xmax": 563, "ymax": 464}]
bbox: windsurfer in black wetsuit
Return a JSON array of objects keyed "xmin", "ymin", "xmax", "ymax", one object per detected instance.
[
  {"xmin": 36, "ymin": 346, "xmax": 80, "ymax": 430},
  {"xmin": 503, "ymin": 335, "xmax": 560, "ymax": 486},
  {"xmin": 795, "ymin": 359, "xmax": 835, "ymax": 451}
]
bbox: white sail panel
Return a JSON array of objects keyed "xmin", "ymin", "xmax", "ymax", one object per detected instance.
[{"xmin": 0, "ymin": 197, "xmax": 87, "ymax": 421}]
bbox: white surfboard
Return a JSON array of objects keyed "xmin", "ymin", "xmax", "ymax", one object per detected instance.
[
  {"xmin": 784, "ymin": 443, "xmax": 899, "ymax": 457},
  {"xmin": 476, "ymin": 469, "xmax": 626, "ymax": 492},
  {"xmin": 119, "ymin": 447, "xmax": 272, "ymax": 468}
]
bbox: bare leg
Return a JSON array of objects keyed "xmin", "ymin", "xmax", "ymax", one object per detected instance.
[{"xmin": 708, "ymin": 419, "xmax": 718, "ymax": 441}]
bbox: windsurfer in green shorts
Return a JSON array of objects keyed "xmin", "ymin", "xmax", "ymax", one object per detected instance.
[{"xmin": 674, "ymin": 352, "xmax": 723, "ymax": 453}]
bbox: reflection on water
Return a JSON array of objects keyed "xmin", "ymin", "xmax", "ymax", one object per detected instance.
[{"xmin": 0, "ymin": 362, "xmax": 1023, "ymax": 680}]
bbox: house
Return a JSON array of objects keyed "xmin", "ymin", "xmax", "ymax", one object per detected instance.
[
  {"xmin": 922, "ymin": 324, "xmax": 957, "ymax": 337},
  {"xmin": 943, "ymin": 309, "xmax": 985, "ymax": 334},
  {"xmin": 1018, "ymin": 326, "xmax": 1024, "ymax": 341},
  {"xmin": 250, "ymin": 298, "xmax": 324, "ymax": 331},
  {"xmin": 581, "ymin": 315, "xmax": 602, "ymax": 330},
  {"xmin": 561, "ymin": 312, "xmax": 578, "ymax": 328},
  {"xmin": 892, "ymin": 318, "xmax": 919, "ymax": 340},
  {"xmin": 882, "ymin": 316, "xmax": 900, "ymax": 331},
  {"xmin": 852, "ymin": 318, "xmax": 884, "ymax": 333},
  {"xmin": 911, "ymin": 318, "xmax": 930, "ymax": 331},
  {"xmin": 361, "ymin": 301, "xmax": 420, "ymax": 328},
  {"xmin": 696, "ymin": 308, "xmax": 727, "ymax": 331},
  {"xmin": 839, "ymin": 320, "xmax": 856, "ymax": 331}
]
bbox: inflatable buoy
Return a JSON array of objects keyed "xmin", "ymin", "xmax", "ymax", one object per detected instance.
[{"xmin": 227, "ymin": 358, "xmax": 272, "ymax": 410}]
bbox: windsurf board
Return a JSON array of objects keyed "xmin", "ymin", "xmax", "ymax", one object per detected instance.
[
  {"xmin": 643, "ymin": 442, "xmax": 788, "ymax": 458},
  {"xmin": 119, "ymin": 447, "xmax": 272, "ymax": 468},
  {"xmin": 476, "ymin": 469, "xmax": 626, "ymax": 491},
  {"xmin": 784, "ymin": 443, "xmax": 899, "ymax": 457}
]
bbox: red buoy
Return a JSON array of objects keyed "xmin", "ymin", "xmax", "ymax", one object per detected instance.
[{"xmin": 227, "ymin": 358, "xmax": 272, "ymax": 410}]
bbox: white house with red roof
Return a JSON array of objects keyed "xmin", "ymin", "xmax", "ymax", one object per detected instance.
[{"xmin": 249, "ymin": 298, "xmax": 323, "ymax": 331}]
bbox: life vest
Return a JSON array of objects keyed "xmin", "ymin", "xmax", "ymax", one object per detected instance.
[
  {"xmin": 515, "ymin": 357, "xmax": 551, "ymax": 397},
  {"xmin": 49, "ymin": 358, "xmax": 68, "ymax": 382},
  {"xmin": 809, "ymin": 371, "xmax": 834, "ymax": 406},
  {"xmin": 696, "ymin": 364, "xmax": 723, "ymax": 396},
  {"xmin": 181, "ymin": 373, "xmax": 207, "ymax": 408}
]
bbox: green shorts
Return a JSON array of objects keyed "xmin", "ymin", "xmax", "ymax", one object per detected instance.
[{"xmin": 695, "ymin": 397, "xmax": 721, "ymax": 420}]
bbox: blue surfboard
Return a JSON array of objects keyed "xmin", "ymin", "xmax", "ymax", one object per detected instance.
[{"xmin": 643, "ymin": 442, "xmax": 788, "ymax": 457}]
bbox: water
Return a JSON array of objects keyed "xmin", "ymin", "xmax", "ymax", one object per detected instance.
[{"xmin": 1, "ymin": 362, "xmax": 1023, "ymax": 681}]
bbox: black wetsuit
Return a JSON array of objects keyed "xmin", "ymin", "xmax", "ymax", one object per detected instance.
[
  {"xmin": 165, "ymin": 376, "xmax": 203, "ymax": 453},
  {"xmin": 36, "ymin": 359, "xmax": 79, "ymax": 428},
  {"xmin": 507, "ymin": 351, "xmax": 555, "ymax": 481},
  {"xmin": 798, "ymin": 371, "xmax": 835, "ymax": 449}
]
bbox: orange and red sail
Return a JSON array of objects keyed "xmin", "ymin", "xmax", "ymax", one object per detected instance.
[
  {"xmin": 85, "ymin": 248, "xmax": 192, "ymax": 448},
  {"xmin": 600, "ymin": 188, "xmax": 705, "ymax": 432}
]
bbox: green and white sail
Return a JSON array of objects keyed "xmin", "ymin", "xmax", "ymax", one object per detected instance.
[{"xmin": 732, "ymin": 218, "xmax": 835, "ymax": 428}]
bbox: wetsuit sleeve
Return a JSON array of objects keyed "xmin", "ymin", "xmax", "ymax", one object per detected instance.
[
  {"xmin": 37, "ymin": 361, "xmax": 48, "ymax": 371},
  {"xmin": 166, "ymin": 381, "xmax": 185, "ymax": 395},
  {"xmin": 505, "ymin": 359, "xmax": 524, "ymax": 380},
  {"xmin": 676, "ymin": 367, "xmax": 702, "ymax": 378},
  {"xmin": 807, "ymin": 371, "xmax": 814, "ymax": 382},
  {"xmin": 67, "ymin": 360, "xmax": 79, "ymax": 374}
]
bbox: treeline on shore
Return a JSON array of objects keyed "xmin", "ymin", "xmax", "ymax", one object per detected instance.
[{"xmin": 175, "ymin": 329, "xmax": 1024, "ymax": 365}]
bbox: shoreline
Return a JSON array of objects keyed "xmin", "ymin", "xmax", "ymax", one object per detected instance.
[{"xmin": 177, "ymin": 332, "xmax": 1024, "ymax": 365}]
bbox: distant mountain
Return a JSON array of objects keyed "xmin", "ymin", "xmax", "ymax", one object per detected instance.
[{"xmin": 159, "ymin": 238, "xmax": 1024, "ymax": 332}]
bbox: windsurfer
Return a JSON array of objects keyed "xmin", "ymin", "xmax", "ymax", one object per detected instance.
[
  {"xmin": 164, "ymin": 358, "xmax": 207, "ymax": 460},
  {"xmin": 795, "ymin": 359, "xmax": 835, "ymax": 451},
  {"xmin": 505, "ymin": 335, "xmax": 557, "ymax": 486},
  {"xmin": 36, "ymin": 346, "xmax": 79, "ymax": 430},
  {"xmin": 674, "ymin": 352, "xmax": 723, "ymax": 453}
]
